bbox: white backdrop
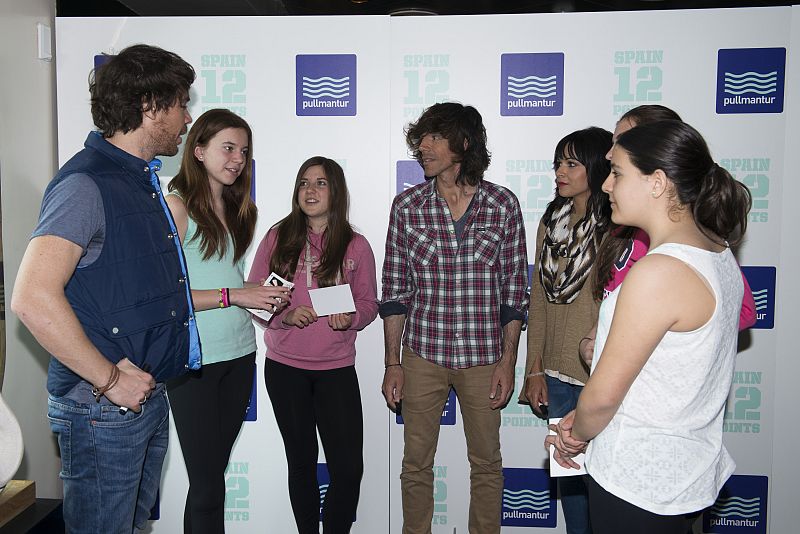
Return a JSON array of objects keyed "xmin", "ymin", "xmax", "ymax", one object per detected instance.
[{"xmin": 54, "ymin": 7, "xmax": 795, "ymax": 533}]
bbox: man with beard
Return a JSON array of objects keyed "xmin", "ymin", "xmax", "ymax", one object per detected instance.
[{"xmin": 12, "ymin": 44, "xmax": 200, "ymax": 533}]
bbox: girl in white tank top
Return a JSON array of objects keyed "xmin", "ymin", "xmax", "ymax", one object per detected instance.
[{"xmin": 546, "ymin": 120, "xmax": 752, "ymax": 534}]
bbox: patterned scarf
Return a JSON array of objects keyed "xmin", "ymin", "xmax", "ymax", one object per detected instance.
[{"xmin": 539, "ymin": 199, "xmax": 601, "ymax": 304}]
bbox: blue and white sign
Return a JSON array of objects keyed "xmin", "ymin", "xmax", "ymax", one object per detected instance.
[
  {"xmin": 396, "ymin": 160, "xmax": 425, "ymax": 194},
  {"xmin": 741, "ymin": 266, "xmax": 777, "ymax": 329},
  {"xmin": 716, "ymin": 48, "xmax": 785, "ymax": 114},
  {"xmin": 296, "ymin": 54, "xmax": 357, "ymax": 116},
  {"xmin": 703, "ymin": 475, "xmax": 768, "ymax": 533},
  {"xmin": 501, "ymin": 468, "xmax": 556, "ymax": 527},
  {"xmin": 500, "ymin": 53, "xmax": 564, "ymax": 116}
]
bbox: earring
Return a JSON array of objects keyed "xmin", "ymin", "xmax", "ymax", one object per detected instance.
[{"xmin": 651, "ymin": 190, "xmax": 657, "ymax": 197}]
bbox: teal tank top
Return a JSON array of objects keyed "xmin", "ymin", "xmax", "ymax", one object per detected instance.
[{"xmin": 174, "ymin": 195, "xmax": 256, "ymax": 365}]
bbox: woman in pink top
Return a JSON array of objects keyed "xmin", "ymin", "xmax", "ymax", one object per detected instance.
[
  {"xmin": 248, "ymin": 156, "xmax": 378, "ymax": 534},
  {"xmin": 580, "ymin": 105, "xmax": 756, "ymax": 364}
]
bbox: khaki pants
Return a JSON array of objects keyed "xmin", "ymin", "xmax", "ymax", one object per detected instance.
[{"xmin": 400, "ymin": 347, "xmax": 503, "ymax": 534}]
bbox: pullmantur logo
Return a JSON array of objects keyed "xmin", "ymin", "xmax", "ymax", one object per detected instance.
[
  {"xmin": 402, "ymin": 53, "xmax": 450, "ymax": 119},
  {"xmin": 703, "ymin": 475, "xmax": 767, "ymax": 533},
  {"xmin": 500, "ymin": 53, "xmax": 564, "ymax": 116},
  {"xmin": 501, "ymin": 468, "xmax": 556, "ymax": 527},
  {"xmin": 723, "ymin": 370, "xmax": 762, "ymax": 434},
  {"xmin": 504, "ymin": 159, "xmax": 554, "ymax": 226},
  {"xmin": 244, "ymin": 362, "xmax": 257, "ymax": 422},
  {"xmin": 224, "ymin": 461, "xmax": 250, "ymax": 522},
  {"xmin": 716, "ymin": 48, "xmax": 785, "ymax": 114},
  {"xmin": 296, "ymin": 54, "xmax": 357, "ymax": 116},
  {"xmin": 396, "ymin": 389, "xmax": 457, "ymax": 426},
  {"xmin": 741, "ymin": 266, "xmax": 777, "ymax": 329},
  {"xmin": 612, "ymin": 49, "xmax": 663, "ymax": 116},
  {"xmin": 719, "ymin": 158, "xmax": 770, "ymax": 223},
  {"xmin": 396, "ymin": 160, "xmax": 426, "ymax": 195},
  {"xmin": 198, "ymin": 53, "xmax": 247, "ymax": 117}
]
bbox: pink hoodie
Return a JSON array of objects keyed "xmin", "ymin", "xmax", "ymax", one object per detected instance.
[{"xmin": 248, "ymin": 228, "xmax": 378, "ymax": 370}]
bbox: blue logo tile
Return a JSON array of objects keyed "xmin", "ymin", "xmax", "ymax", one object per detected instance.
[
  {"xmin": 716, "ymin": 48, "xmax": 785, "ymax": 114},
  {"xmin": 396, "ymin": 160, "xmax": 426, "ymax": 195},
  {"xmin": 296, "ymin": 54, "xmax": 357, "ymax": 116},
  {"xmin": 501, "ymin": 468, "xmax": 556, "ymax": 527},
  {"xmin": 501, "ymin": 53, "xmax": 564, "ymax": 116},
  {"xmin": 703, "ymin": 474, "xmax": 767, "ymax": 533},
  {"xmin": 741, "ymin": 266, "xmax": 776, "ymax": 329}
]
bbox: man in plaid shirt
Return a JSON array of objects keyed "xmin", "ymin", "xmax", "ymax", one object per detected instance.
[{"xmin": 380, "ymin": 102, "xmax": 528, "ymax": 534}]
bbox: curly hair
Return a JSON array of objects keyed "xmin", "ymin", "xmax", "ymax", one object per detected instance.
[
  {"xmin": 405, "ymin": 102, "xmax": 490, "ymax": 186},
  {"xmin": 90, "ymin": 44, "xmax": 195, "ymax": 137}
]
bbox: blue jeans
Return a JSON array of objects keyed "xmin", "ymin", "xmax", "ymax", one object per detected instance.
[
  {"xmin": 47, "ymin": 381, "xmax": 170, "ymax": 534},
  {"xmin": 547, "ymin": 375, "xmax": 592, "ymax": 534}
]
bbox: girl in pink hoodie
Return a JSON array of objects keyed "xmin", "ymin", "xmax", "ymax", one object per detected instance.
[{"xmin": 249, "ymin": 156, "xmax": 377, "ymax": 534}]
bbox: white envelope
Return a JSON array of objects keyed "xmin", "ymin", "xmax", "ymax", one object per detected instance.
[
  {"xmin": 308, "ymin": 284, "xmax": 356, "ymax": 317},
  {"xmin": 547, "ymin": 417, "xmax": 587, "ymax": 477}
]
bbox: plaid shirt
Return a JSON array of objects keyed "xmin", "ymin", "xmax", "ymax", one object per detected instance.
[{"xmin": 381, "ymin": 178, "xmax": 529, "ymax": 369}]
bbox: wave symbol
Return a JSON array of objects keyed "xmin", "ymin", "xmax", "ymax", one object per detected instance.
[
  {"xmin": 711, "ymin": 496, "xmax": 760, "ymax": 518},
  {"xmin": 302, "ymin": 76, "xmax": 350, "ymax": 99},
  {"xmin": 503, "ymin": 488, "xmax": 551, "ymax": 511},
  {"xmin": 319, "ymin": 483, "xmax": 329, "ymax": 505},
  {"xmin": 507, "ymin": 75, "xmax": 557, "ymax": 99},
  {"xmin": 752, "ymin": 288, "xmax": 769, "ymax": 311},
  {"xmin": 723, "ymin": 71, "xmax": 777, "ymax": 95}
]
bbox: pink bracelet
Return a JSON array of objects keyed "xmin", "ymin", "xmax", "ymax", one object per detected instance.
[{"xmin": 221, "ymin": 288, "xmax": 230, "ymax": 308}]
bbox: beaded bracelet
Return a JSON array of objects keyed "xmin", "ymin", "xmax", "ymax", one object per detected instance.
[
  {"xmin": 222, "ymin": 287, "xmax": 230, "ymax": 308},
  {"xmin": 218, "ymin": 288, "xmax": 231, "ymax": 308},
  {"xmin": 526, "ymin": 371, "xmax": 545, "ymax": 378}
]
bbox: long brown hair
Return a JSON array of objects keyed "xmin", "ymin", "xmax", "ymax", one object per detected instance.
[
  {"xmin": 168, "ymin": 108, "xmax": 257, "ymax": 263},
  {"xmin": 269, "ymin": 157, "xmax": 353, "ymax": 288}
]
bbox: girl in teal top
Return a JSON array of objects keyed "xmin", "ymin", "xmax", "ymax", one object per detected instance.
[{"xmin": 166, "ymin": 109, "xmax": 290, "ymax": 533}]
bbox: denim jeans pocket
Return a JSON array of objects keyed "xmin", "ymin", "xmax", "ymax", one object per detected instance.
[
  {"xmin": 47, "ymin": 405, "xmax": 74, "ymax": 477},
  {"xmin": 92, "ymin": 404, "xmax": 148, "ymax": 428}
]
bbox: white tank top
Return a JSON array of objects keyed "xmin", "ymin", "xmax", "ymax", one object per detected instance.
[{"xmin": 584, "ymin": 242, "xmax": 743, "ymax": 515}]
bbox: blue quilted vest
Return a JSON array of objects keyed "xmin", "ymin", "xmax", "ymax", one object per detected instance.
[{"xmin": 46, "ymin": 132, "xmax": 194, "ymax": 395}]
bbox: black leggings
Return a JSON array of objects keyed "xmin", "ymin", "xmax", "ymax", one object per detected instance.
[
  {"xmin": 167, "ymin": 352, "xmax": 256, "ymax": 534},
  {"xmin": 586, "ymin": 476, "xmax": 700, "ymax": 534},
  {"xmin": 264, "ymin": 358, "xmax": 364, "ymax": 534}
]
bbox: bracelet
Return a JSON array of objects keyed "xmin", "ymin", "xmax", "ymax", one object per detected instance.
[
  {"xmin": 218, "ymin": 288, "xmax": 230, "ymax": 308},
  {"xmin": 222, "ymin": 288, "xmax": 230, "ymax": 308},
  {"xmin": 91, "ymin": 365, "xmax": 120, "ymax": 402},
  {"xmin": 526, "ymin": 371, "xmax": 545, "ymax": 378},
  {"xmin": 385, "ymin": 363, "xmax": 402, "ymax": 369}
]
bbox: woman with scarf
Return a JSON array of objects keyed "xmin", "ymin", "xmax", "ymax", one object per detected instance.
[{"xmin": 520, "ymin": 126, "xmax": 612, "ymax": 534}]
